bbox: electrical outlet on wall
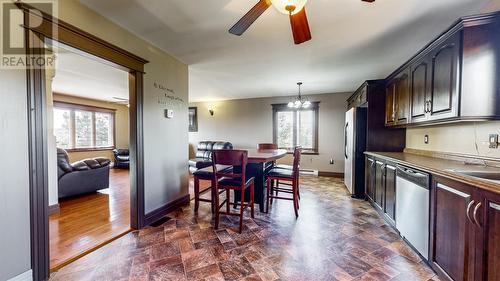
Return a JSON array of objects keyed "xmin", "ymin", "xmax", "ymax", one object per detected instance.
[
  {"xmin": 329, "ymin": 159, "xmax": 334, "ymax": 165},
  {"xmin": 489, "ymin": 134, "xmax": 499, "ymax": 148},
  {"xmin": 424, "ymin": 135, "xmax": 429, "ymax": 144}
]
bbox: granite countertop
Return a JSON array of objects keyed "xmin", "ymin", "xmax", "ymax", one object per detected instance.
[{"xmin": 364, "ymin": 151, "xmax": 500, "ymax": 195}]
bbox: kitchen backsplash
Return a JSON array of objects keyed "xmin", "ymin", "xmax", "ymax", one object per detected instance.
[{"xmin": 406, "ymin": 121, "xmax": 500, "ymax": 159}]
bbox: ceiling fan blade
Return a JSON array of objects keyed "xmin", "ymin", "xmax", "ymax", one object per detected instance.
[
  {"xmin": 289, "ymin": 7, "xmax": 312, "ymax": 45},
  {"xmin": 229, "ymin": 0, "xmax": 271, "ymax": 36}
]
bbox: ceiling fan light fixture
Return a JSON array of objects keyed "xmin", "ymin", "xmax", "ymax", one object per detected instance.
[{"xmin": 270, "ymin": 0, "xmax": 308, "ymax": 15}]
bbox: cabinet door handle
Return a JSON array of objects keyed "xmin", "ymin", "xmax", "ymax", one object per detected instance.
[
  {"xmin": 466, "ymin": 200, "xmax": 475, "ymax": 224},
  {"xmin": 473, "ymin": 202, "xmax": 482, "ymax": 227}
]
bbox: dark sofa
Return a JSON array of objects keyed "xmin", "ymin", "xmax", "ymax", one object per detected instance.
[
  {"xmin": 113, "ymin": 148, "xmax": 130, "ymax": 169},
  {"xmin": 57, "ymin": 148, "xmax": 111, "ymax": 198},
  {"xmin": 189, "ymin": 141, "xmax": 233, "ymax": 173}
]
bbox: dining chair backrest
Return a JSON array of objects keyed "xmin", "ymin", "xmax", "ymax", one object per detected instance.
[
  {"xmin": 258, "ymin": 143, "xmax": 278, "ymax": 150},
  {"xmin": 292, "ymin": 146, "xmax": 302, "ymax": 178},
  {"xmin": 212, "ymin": 149, "xmax": 248, "ymax": 186}
]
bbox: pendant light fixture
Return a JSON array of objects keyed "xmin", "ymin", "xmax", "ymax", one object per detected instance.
[{"xmin": 287, "ymin": 82, "xmax": 311, "ymax": 109}]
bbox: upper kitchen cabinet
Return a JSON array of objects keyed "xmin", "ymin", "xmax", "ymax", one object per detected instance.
[
  {"xmin": 428, "ymin": 33, "xmax": 461, "ymax": 121},
  {"xmin": 386, "ymin": 12, "xmax": 500, "ymax": 127},
  {"xmin": 385, "ymin": 68, "xmax": 410, "ymax": 127}
]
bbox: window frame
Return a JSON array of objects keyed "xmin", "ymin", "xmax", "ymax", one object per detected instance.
[
  {"xmin": 53, "ymin": 101, "xmax": 117, "ymax": 152},
  {"xmin": 272, "ymin": 102, "xmax": 320, "ymax": 155}
]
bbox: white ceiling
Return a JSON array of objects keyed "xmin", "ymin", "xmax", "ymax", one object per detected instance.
[
  {"xmin": 52, "ymin": 47, "xmax": 129, "ymax": 102},
  {"xmin": 80, "ymin": 0, "xmax": 496, "ymax": 102}
]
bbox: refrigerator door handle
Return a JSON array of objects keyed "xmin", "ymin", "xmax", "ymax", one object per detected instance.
[{"xmin": 344, "ymin": 122, "xmax": 349, "ymax": 159}]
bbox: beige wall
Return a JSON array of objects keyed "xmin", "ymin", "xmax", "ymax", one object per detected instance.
[
  {"xmin": 52, "ymin": 93, "xmax": 130, "ymax": 163},
  {"xmin": 406, "ymin": 122, "xmax": 500, "ymax": 158},
  {"xmin": 0, "ymin": 1, "xmax": 189, "ymax": 278},
  {"xmin": 189, "ymin": 93, "xmax": 350, "ymax": 173},
  {"xmin": 0, "ymin": 13, "xmax": 31, "ymax": 281},
  {"xmin": 58, "ymin": 0, "xmax": 189, "ymax": 214}
]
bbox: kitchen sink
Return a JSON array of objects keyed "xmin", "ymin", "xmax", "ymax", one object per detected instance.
[{"xmin": 445, "ymin": 169, "xmax": 500, "ymax": 183}]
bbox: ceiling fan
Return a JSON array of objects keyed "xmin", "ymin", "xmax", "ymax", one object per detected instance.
[{"xmin": 229, "ymin": 0, "xmax": 375, "ymax": 45}]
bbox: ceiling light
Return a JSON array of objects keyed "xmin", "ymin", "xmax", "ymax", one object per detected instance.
[
  {"xmin": 287, "ymin": 82, "xmax": 311, "ymax": 109},
  {"xmin": 270, "ymin": 0, "xmax": 308, "ymax": 15}
]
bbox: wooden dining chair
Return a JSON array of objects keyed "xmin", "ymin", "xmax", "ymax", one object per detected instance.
[
  {"xmin": 193, "ymin": 165, "xmax": 231, "ymax": 213},
  {"xmin": 265, "ymin": 146, "xmax": 302, "ymax": 217},
  {"xmin": 212, "ymin": 149, "xmax": 255, "ymax": 233}
]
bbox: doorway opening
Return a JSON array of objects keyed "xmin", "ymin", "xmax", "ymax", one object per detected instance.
[
  {"xmin": 20, "ymin": 4, "xmax": 148, "ymax": 279},
  {"xmin": 46, "ymin": 42, "xmax": 132, "ymax": 271}
]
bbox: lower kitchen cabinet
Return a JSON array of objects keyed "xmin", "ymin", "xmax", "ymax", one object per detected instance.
[
  {"xmin": 430, "ymin": 176, "xmax": 475, "ymax": 281},
  {"xmin": 374, "ymin": 160, "xmax": 385, "ymax": 210},
  {"xmin": 384, "ymin": 164, "xmax": 396, "ymax": 224},
  {"xmin": 365, "ymin": 156, "xmax": 396, "ymax": 226},
  {"xmin": 365, "ymin": 154, "xmax": 500, "ymax": 281},
  {"xmin": 365, "ymin": 157, "xmax": 375, "ymax": 201},
  {"xmin": 430, "ymin": 176, "xmax": 500, "ymax": 281},
  {"xmin": 475, "ymin": 189, "xmax": 500, "ymax": 281}
]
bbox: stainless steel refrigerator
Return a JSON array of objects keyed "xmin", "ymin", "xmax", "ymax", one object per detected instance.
[{"xmin": 344, "ymin": 107, "xmax": 367, "ymax": 198}]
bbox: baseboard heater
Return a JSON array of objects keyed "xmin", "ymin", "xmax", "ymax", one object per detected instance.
[{"xmin": 300, "ymin": 169, "xmax": 318, "ymax": 176}]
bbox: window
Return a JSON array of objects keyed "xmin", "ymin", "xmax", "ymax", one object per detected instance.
[
  {"xmin": 273, "ymin": 103, "xmax": 319, "ymax": 154},
  {"xmin": 53, "ymin": 101, "xmax": 116, "ymax": 150}
]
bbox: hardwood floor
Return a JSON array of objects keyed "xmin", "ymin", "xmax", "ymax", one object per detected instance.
[
  {"xmin": 49, "ymin": 168, "xmax": 131, "ymax": 271},
  {"xmin": 50, "ymin": 175, "xmax": 441, "ymax": 281}
]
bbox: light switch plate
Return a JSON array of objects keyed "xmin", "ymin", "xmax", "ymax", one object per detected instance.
[
  {"xmin": 165, "ymin": 109, "xmax": 174, "ymax": 119},
  {"xmin": 489, "ymin": 134, "xmax": 498, "ymax": 148}
]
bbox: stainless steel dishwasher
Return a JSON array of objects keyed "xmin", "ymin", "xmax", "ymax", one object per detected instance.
[{"xmin": 396, "ymin": 165, "xmax": 430, "ymax": 260}]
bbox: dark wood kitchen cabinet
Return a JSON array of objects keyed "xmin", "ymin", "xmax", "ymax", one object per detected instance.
[
  {"xmin": 385, "ymin": 81, "xmax": 396, "ymax": 126},
  {"xmin": 374, "ymin": 160, "xmax": 385, "ymax": 210},
  {"xmin": 474, "ymin": 189, "xmax": 500, "ymax": 281},
  {"xmin": 386, "ymin": 12, "xmax": 500, "ymax": 127},
  {"xmin": 384, "ymin": 163, "xmax": 396, "ymax": 224},
  {"xmin": 364, "ymin": 156, "xmax": 397, "ymax": 226},
  {"xmin": 430, "ymin": 176, "xmax": 475, "ymax": 281},
  {"xmin": 427, "ymin": 33, "xmax": 460, "ymax": 121},
  {"xmin": 395, "ymin": 70, "xmax": 410, "ymax": 125},
  {"xmin": 365, "ymin": 157, "xmax": 375, "ymax": 201},
  {"xmin": 410, "ymin": 57, "xmax": 431, "ymax": 123},
  {"xmin": 430, "ymin": 176, "xmax": 500, "ymax": 281},
  {"xmin": 385, "ymin": 69, "xmax": 410, "ymax": 126}
]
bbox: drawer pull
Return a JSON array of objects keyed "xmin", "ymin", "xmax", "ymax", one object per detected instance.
[
  {"xmin": 473, "ymin": 202, "xmax": 482, "ymax": 227},
  {"xmin": 466, "ymin": 200, "xmax": 475, "ymax": 224}
]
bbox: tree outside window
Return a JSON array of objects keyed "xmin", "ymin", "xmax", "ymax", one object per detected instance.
[
  {"xmin": 53, "ymin": 102, "xmax": 115, "ymax": 150},
  {"xmin": 273, "ymin": 103, "xmax": 319, "ymax": 154}
]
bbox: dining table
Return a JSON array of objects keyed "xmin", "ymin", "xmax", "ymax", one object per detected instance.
[{"xmin": 232, "ymin": 148, "xmax": 288, "ymax": 213}]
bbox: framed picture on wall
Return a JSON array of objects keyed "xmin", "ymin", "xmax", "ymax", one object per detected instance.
[{"xmin": 189, "ymin": 107, "xmax": 198, "ymax": 132}]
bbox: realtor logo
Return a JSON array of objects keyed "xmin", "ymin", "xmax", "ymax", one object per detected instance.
[{"xmin": 1, "ymin": 0, "xmax": 57, "ymax": 69}]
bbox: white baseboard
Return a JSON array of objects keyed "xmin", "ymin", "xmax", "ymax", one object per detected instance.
[{"xmin": 7, "ymin": 270, "xmax": 32, "ymax": 281}]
